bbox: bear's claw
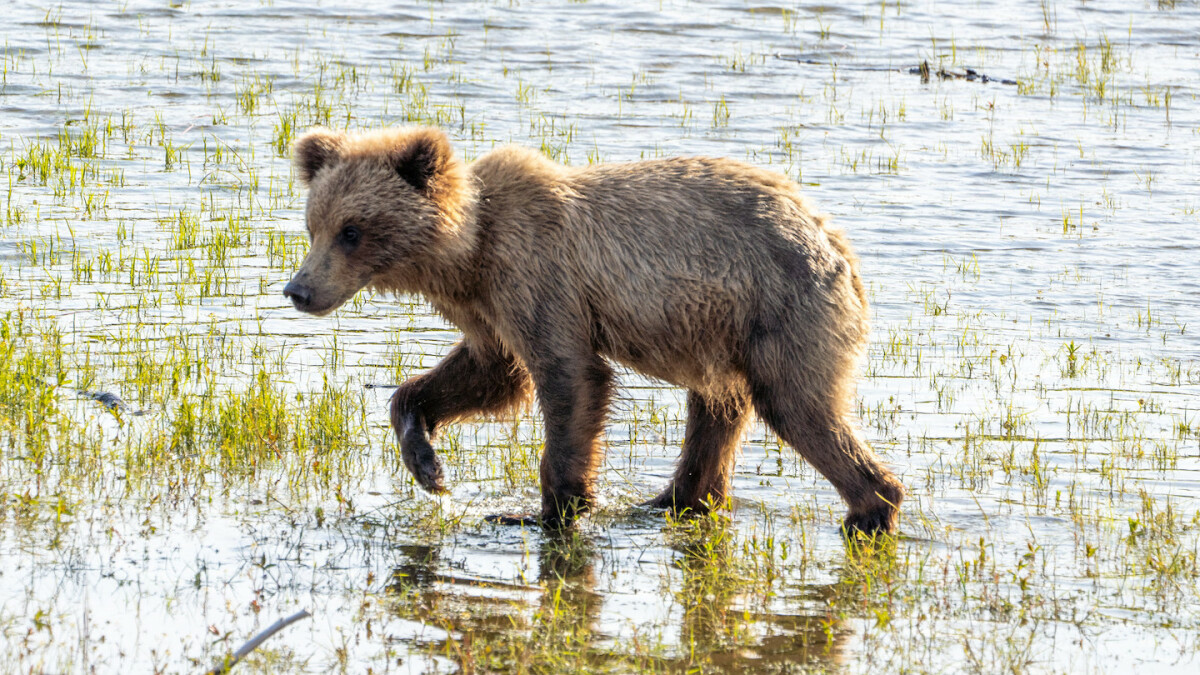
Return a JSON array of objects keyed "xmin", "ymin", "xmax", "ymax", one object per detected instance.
[
  {"xmin": 640, "ymin": 491, "xmax": 674, "ymax": 511},
  {"xmin": 639, "ymin": 485, "xmax": 717, "ymax": 515},
  {"xmin": 408, "ymin": 455, "xmax": 445, "ymax": 494},
  {"xmin": 841, "ymin": 507, "xmax": 899, "ymax": 538},
  {"xmin": 400, "ymin": 424, "xmax": 446, "ymax": 494}
]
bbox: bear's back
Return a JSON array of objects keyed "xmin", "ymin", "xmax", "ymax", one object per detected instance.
[{"xmin": 469, "ymin": 149, "xmax": 859, "ymax": 391}]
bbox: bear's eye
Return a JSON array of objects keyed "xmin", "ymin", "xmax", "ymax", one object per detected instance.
[{"xmin": 337, "ymin": 225, "xmax": 362, "ymax": 251}]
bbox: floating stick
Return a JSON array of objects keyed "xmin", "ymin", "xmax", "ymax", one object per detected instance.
[{"xmin": 206, "ymin": 609, "xmax": 312, "ymax": 675}]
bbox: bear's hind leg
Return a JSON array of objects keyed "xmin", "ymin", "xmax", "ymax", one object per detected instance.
[
  {"xmin": 644, "ymin": 389, "xmax": 750, "ymax": 514},
  {"xmin": 391, "ymin": 338, "xmax": 531, "ymax": 493},
  {"xmin": 746, "ymin": 341, "xmax": 904, "ymax": 535},
  {"xmin": 752, "ymin": 387, "xmax": 903, "ymax": 535}
]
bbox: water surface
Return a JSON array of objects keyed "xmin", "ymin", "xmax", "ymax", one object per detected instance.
[{"xmin": 1, "ymin": 0, "xmax": 1198, "ymax": 672}]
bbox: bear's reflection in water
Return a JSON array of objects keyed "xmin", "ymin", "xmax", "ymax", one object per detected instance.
[{"xmin": 383, "ymin": 528, "xmax": 850, "ymax": 672}]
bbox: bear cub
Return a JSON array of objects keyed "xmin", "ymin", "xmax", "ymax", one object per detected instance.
[{"xmin": 284, "ymin": 126, "xmax": 904, "ymax": 534}]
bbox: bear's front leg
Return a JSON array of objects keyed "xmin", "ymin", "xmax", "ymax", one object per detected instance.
[
  {"xmin": 395, "ymin": 408, "xmax": 444, "ymax": 493},
  {"xmin": 390, "ymin": 338, "xmax": 532, "ymax": 493},
  {"xmin": 531, "ymin": 354, "xmax": 615, "ymax": 528},
  {"xmin": 487, "ymin": 351, "xmax": 613, "ymax": 529}
]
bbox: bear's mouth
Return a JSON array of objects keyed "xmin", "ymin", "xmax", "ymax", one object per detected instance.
[
  {"xmin": 283, "ymin": 280, "xmax": 353, "ymax": 316},
  {"xmin": 284, "ymin": 262, "xmax": 372, "ymax": 317},
  {"xmin": 296, "ymin": 302, "xmax": 337, "ymax": 317},
  {"xmin": 290, "ymin": 292, "xmax": 351, "ymax": 317}
]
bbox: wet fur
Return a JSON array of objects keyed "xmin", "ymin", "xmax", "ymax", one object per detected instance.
[{"xmin": 288, "ymin": 126, "xmax": 904, "ymax": 533}]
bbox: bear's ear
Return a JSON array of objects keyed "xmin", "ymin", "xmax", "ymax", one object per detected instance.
[
  {"xmin": 391, "ymin": 128, "xmax": 453, "ymax": 194},
  {"xmin": 293, "ymin": 128, "xmax": 345, "ymax": 186}
]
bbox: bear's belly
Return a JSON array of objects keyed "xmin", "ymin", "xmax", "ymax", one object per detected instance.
[
  {"xmin": 594, "ymin": 318, "xmax": 744, "ymax": 397},
  {"xmin": 613, "ymin": 351, "xmax": 742, "ymax": 397}
]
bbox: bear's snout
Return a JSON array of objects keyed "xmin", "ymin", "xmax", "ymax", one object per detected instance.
[{"xmin": 283, "ymin": 278, "xmax": 314, "ymax": 310}]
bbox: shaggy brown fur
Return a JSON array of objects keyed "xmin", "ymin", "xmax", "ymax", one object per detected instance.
[{"xmin": 284, "ymin": 126, "xmax": 905, "ymax": 533}]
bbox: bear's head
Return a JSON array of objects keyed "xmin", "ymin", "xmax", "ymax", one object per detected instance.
[{"xmin": 283, "ymin": 126, "xmax": 473, "ymax": 316}]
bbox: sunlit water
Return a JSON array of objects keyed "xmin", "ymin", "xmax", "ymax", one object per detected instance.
[{"xmin": 1, "ymin": 0, "xmax": 1198, "ymax": 672}]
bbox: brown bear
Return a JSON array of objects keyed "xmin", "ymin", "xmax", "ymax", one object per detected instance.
[{"xmin": 283, "ymin": 126, "xmax": 904, "ymax": 534}]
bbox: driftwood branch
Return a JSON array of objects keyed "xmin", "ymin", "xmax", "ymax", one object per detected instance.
[{"xmin": 206, "ymin": 609, "xmax": 312, "ymax": 675}]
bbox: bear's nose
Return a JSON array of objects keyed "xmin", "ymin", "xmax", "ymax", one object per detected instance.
[{"xmin": 283, "ymin": 280, "xmax": 313, "ymax": 308}]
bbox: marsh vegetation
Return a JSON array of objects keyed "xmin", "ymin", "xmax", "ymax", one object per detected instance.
[{"xmin": 0, "ymin": 0, "xmax": 1197, "ymax": 672}]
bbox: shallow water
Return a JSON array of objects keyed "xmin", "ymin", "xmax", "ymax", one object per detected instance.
[{"xmin": 1, "ymin": 0, "xmax": 1198, "ymax": 672}]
